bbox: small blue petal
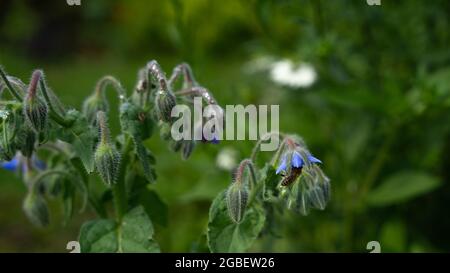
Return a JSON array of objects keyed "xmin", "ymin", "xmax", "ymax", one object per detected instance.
[
  {"xmin": 308, "ymin": 154, "xmax": 322, "ymax": 164},
  {"xmin": 211, "ymin": 135, "xmax": 220, "ymax": 144},
  {"xmin": 1, "ymin": 158, "xmax": 19, "ymax": 172},
  {"xmin": 291, "ymin": 152, "xmax": 304, "ymax": 168},
  {"xmin": 276, "ymin": 156, "xmax": 288, "ymax": 174}
]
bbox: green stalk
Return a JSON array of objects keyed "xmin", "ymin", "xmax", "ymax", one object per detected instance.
[
  {"xmin": 0, "ymin": 67, "xmax": 22, "ymax": 101},
  {"xmin": 94, "ymin": 75, "xmax": 127, "ymax": 101},
  {"xmin": 250, "ymin": 131, "xmax": 284, "ymax": 163},
  {"xmin": 38, "ymin": 78, "xmax": 72, "ymax": 127},
  {"xmin": 113, "ymin": 137, "xmax": 133, "ymax": 222}
]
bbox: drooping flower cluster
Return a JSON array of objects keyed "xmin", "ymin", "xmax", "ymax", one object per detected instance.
[
  {"xmin": 223, "ymin": 133, "xmax": 330, "ymax": 225},
  {"xmin": 0, "ymin": 61, "xmax": 223, "ymax": 228},
  {"xmin": 134, "ymin": 61, "xmax": 222, "ymax": 160},
  {"xmin": 275, "ymin": 136, "xmax": 330, "ymax": 215}
]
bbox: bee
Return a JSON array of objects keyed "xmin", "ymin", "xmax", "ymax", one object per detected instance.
[{"xmin": 280, "ymin": 167, "xmax": 303, "ymax": 186}]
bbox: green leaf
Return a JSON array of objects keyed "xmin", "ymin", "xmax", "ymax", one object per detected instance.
[
  {"xmin": 120, "ymin": 102, "xmax": 156, "ymax": 183},
  {"xmin": 207, "ymin": 190, "xmax": 265, "ymax": 253},
  {"xmin": 130, "ymin": 188, "xmax": 168, "ymax": 227},
  {"xmin": 79, "ymin": 206, "xmax": 160, "ymax": 253},
  {"xmin": 59, "ymin": 110, "xmax": 96, "ymax": 173},
  {"xmin": 260, "ymin": 164, "xmax": 279, "ymax": 201},
  {"xmin": 133, "ymin": 137, "xmax": 156, "ymax": 183},
  {"xmin": 120, "ymin": 205, "xmax": 160, "ymax": 252},
  {"xmin": 367, "ymin": 171, "xmax": 442, "ymax": 207},
  {"xmin": 79, "ymin": 219, "xmax": 117, "ymax": 253}
]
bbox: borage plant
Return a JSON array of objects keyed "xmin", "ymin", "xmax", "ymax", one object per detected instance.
[{"xmin": 0, "ymin": 61, "xmax": 330, "ymax": 253}]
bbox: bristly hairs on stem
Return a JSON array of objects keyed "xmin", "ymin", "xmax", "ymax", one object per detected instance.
[
  {"xmin": 0, "ymin": 66, "xmax": 23, "ymax": 101},
  {"xmin": 146, "ymin": 60, "xmax": 170, "ymax": 93},
  {"xmin": 0, "ymin": 76, "xmax": 27, "ymax": 100},
  {"xmin": 36, "ymin": 70, "xmax": 72, "ymax": 127},
  {"xmin": 234, "ymin": 158, "xmax": 257, "ymax": 189},
  {"xmin": 175, "ymin": 86, "xmax": 217, "ymax": 105},
  {"xmin": 168, "ymin": 63, "xmax": 197, "ymax": 90},
  {"xmin": 250, "ymin": 131, "xmax": 285, "ymax": 164},
  {"xmin": 94, "ymin": 75, "xmax": 127, "ymax": 101},
  {"xmin": 27, "ymin": 70, "xmax": 41, "ymax": 99},
  {"xmin": 96, "ymin": 110, "xmax": 111, "ymax": 144},
  {"xmin": 227, "ymin": 159, "xmax": 256, "ymax": 223},
  {"xmin": 23, "ymin": 70, "xmax": 49, "ymax": 133},
  {"xmin": 94, "ymin": 110, "xmax": 121, "ymax": 186}
]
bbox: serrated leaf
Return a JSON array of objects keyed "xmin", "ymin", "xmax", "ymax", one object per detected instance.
[
  {"xmin": 367, "ymin": 171, "xmax": 441, "ymax": 207},
  {"xmin": 207, "ymin": 190, "xmax": 265, "ymax": 253},
  {"xmin": 79, "ymin": 206, "xmax": 160, "ymax": 253},
  {"xmin": 59, "ymin": 110, "xmax": 96, "ymax": 173}
]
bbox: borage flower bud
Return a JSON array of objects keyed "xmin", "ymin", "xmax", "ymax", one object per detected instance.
[
  {"xmin": 226, "ymin": 159, "xmax": 255, "ymax": 223},
  {"xmin": 17, "ymin": 126, "xmax": 36, "ymax": 157},
  {"xmin": 0, "ymin": 110, "xmax": 16, "ymax": 161},
  {"xmin": 155, "ymin": 89, "xmax": 176, "ymax": 123},
  {"xmin": 226, "ymin": 181, "xmax": 249, "ymax": 224},
  {"xmin": 94, "ymin": 111, "xmax": 121, "ymax": 185},
  {"xmin": 23, "ymin": 188, "xmax": 49, "ymax": 227},
  {"xmin": 23, "ymin": 70, "xmax": 48, "ymax": 133}
]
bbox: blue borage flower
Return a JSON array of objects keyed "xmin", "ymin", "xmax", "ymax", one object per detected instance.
[
  {"xmin": 276, "ymin": 151, "xmax": 322, "ymax": 174},
  {"xmin": 1, "ymin": 154, "xmax": 46, "ymax": 173},
  {"xmin": 273, "ymin": 138, "xmax": 330, "ymax": 215},
  {"xmin": 1, "ymin": 157, "xmax": 19, "ymax": 171},
  {"xmin": 201, "ymin": 133, "xmax": 220, "ymax": 144}
]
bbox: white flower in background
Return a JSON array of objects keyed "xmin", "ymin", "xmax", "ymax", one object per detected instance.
[
  {"xmin": 216, "ymin": 147, "xmax": 238, "ymax": 171},
  {"xmin": 270, "ymin": 59, "xmax": 317, "ymax": 88}
]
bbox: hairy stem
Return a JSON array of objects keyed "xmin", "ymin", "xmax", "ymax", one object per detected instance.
[
  {"xmin": 251, "ymin": 131, "xmax": 284, "ymax": 163},
  {"xmin": 94, "ymin": 75, "xmax": 126, "ymax": 101},
  {"xmin": 175, "ymin": 86, "xmax": 217, "ymax": 105},
  {"xmin": 235, "ymin": 159, "xmax": 257, "ymax": 188},
  {"xmin": 113, "ymin": 137, "xmax": 133, "ymax": 222},
  {"xmin": 168, "ymin": 63, "xmax": 196, "ymax": 90},
  {"xmin": 33, "ymin": 70, "xmax": 71, "ymax": 127},
  {"xmin": 0, "ymin": 67, "xmax": 22, "ymax": 101},
  {"xmin": 235, "ymin": 159, "xmax": 262, "ymax": 206},
  {"xmin": 96, "ymin": 111, "xmax": 111, "ymax": 144}
]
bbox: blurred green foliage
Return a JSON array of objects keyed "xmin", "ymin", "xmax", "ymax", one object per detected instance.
[{"xmin": 0, "ymin": 0, "xmax": 449, "ymax": 252}]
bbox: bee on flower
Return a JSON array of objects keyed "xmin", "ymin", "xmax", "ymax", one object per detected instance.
[{"xmin": 274, "ymin": 136, "xmax": 330, "ymax": 215}]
